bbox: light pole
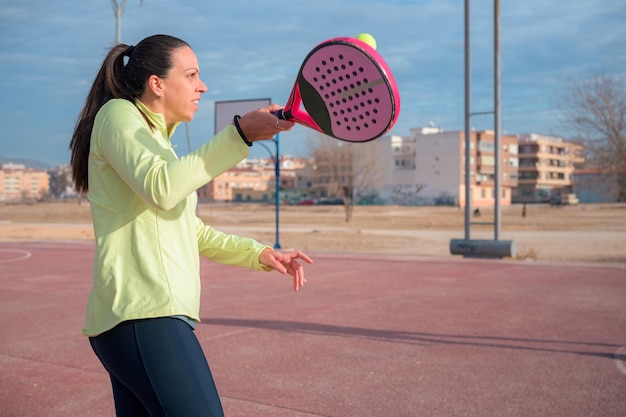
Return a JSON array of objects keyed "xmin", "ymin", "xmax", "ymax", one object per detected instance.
[
  {"xmin": 111, "ymin": 0, "xmax": 143, "ymax": 44},
  {"xmin": 213, "ymin": 99, "xmax": 279, "ymax": 248},
  {"xmin": 450, "ymin": 0, "xmax": 514, "ymax": 259},
  {"xmin": 256, "ymin": 135, "xmax": 281, "ymax": 249},
  {"xmin": 111, "ymin": 0, "xmax": 127, "ymax": 44}
]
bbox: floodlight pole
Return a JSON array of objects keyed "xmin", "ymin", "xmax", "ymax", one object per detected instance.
[
  {"xmin": 451, "ymin": 0, "xmax": 514, "ymax": 258},
  {"xmin": 111, "ymin": 0, "xmax": 143, "ymax": 44},
  {"xmin": 493, "ymin": 0, "xmax": 502, "ymax": 240},
  {"xmin": 111, "ymin": 0, "xmax": 127, "ymax": 44},
  {"xmin": 463, "ymin": 0, "xmax": 472, "ymax": 240},
  {"xmin": 465, "ymin": 0, "xmax": 503, "ymax": 237}
]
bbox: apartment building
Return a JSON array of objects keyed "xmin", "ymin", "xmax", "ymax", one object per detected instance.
[
  {"xmin": 513, "ymin": 133, "xmax": 584, "ymax": 203},
  {"xmin": 198, "ymin": 156, "xmax": 307, "ymax": 202},
  {"xmin": 0, "ymin": 163, "xmax": 50, "ymax": 202},
  {"xmin": 381, "ymin": 128, "xmax": 518, "ymax": 207}
]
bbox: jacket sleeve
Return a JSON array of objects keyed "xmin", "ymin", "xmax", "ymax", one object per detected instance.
[
  {"xmin": 96, "ymin": 101, "xmax": 249, "ymax": 211},
  {"xmin": 195, "ymin": 217, "xmax": 272, "ymax": 271}
]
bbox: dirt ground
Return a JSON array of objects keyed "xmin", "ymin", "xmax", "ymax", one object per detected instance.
[{"xmin": 1, "ymin": 201, "xmax": 625, "ymax": 265}]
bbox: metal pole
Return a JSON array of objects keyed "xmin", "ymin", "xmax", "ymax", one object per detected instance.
[
  {"xmin": 111, "ymin": 0, "xmax": 127, "ymax": 44},
  {"xmin": 494, "ymin": 0, "xmax": 502, "ymax": 240},
  {"xmin": 255, "ymin": 140, "xmax": 280, "ymax": 249},
  {"xmin": 464, "ymin": 0, "xmax": 472, "ymax": 240},
  {"xmin": 274, "ymin": 134, "xmax": 281, "ymax": 249}
]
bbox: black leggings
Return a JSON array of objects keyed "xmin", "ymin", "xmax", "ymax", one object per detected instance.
[{"xmin": 89, "ymin": 317, "xmax": 224, "ymax": 417}]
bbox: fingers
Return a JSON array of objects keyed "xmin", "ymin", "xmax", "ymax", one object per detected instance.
[
  {"xmin": 269, "ymin": 253, "xmax": 288, "ymax": 274},
  {"xmin": 290, "ymin": 260, "xmax": 307, "ymax": 292},
  {"xmin": 276, "ymin": 118, "xmax": 295, "ymax": 131},
  {"xmin": 282, "ymin": 251, "xmax": 312, "ymax": 292},
  {"xmin": 284, "ymin": 258, "xmax": 308, "ymax": 292},
  {"xmin": 238, "ymin": 108, "xmax": 295, "ymax": 142},
  {"xmin": 266, "ymin": 104, "xmax": 283, "ymax": 113},
  {"xmin": 293, "ymin": 250, "xmax": 314, "ymax": 264},
  {"xmin": 260, "ymin": 249, "xmax": 313, "ymax": 292},
  {"xmin": 259, "ymin": 248, "xmax": 285, "ymax": 273},
  {"xmin": 277, "ymin": 250, "xmax": 314, "ymax": 264},
  {"xmin": 265, "ymin": 104, "xmax": 295, "ymax": 130},
  {"xmin": 268, "ymin": 106, "xmax": 295, "ymax": 132}
]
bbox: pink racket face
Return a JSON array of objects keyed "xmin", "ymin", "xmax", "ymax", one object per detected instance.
[{"xmin": 297, "ymin": 39, "xmax": 400, "ymax": 142}]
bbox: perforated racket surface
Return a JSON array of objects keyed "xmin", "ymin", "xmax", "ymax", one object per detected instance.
[{"xmin": 276, "ymin": 37, "xmax": 400, "ymax": 142}]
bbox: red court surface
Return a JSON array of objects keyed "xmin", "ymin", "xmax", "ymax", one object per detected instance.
[{"xmin": 1, "ymin": 240, "xmax": 625, "ymax": 417}]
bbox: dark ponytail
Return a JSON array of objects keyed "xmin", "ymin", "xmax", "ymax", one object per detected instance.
[{"xmin": 69, "ymin": 35, "xmax": 190, "ymax": 194}]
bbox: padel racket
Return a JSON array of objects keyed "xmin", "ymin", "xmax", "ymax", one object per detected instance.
[{"xmin": 274, "ymin": 36, "xmax": 400, "ymax": 142}]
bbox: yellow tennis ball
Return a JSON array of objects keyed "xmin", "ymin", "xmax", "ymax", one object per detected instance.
[{"xmin": 356, "ymin": 33, "xmax": 377, "ymax": 50}]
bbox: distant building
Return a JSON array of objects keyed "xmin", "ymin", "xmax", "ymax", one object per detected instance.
[
  {"xmin": 513, "ymin": 133, "xmax": 584, "ymax": 203},
  {"xmin": 0, "ymin": 163, "xmax": 50, "ymax": 202},
  {"xmin": 380, "ymin": 128, "xmax": 519, "ymax": 207},
  {"xmin": 199, "ymin": 164, "xmax": 268, "ymax": 203},
  {"xmin": 170, "ymin": 130, "xmax": 588, "ymax": 207},
  {"xmin": 197, "ymin": 156, "xmax": 307, "ymax": 203},
  {"xmin": 572, "ymin": 167, "xmax": 619, "ymax": 203}
]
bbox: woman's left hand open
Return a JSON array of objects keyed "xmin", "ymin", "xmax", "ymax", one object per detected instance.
[{"xmin": 259, "ymin": 248, "xmax": 314, "ymax": 292}]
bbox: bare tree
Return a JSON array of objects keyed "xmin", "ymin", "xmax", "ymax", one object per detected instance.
[
  {"xmin": 48, "ymin": 166, "xmax": 72, "ymax": 198},
  {"xmin": 559, "ymin": 73, "xmax": 626, "ymax": 201},
  {"xmin": 307, "ymin": 134, "xmax": 386, "ymax": 222}
]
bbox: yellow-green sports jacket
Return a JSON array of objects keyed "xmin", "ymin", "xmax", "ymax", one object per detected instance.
[{"xmin": 83, "ymin": 98, "xmax": 270, "ymax": 336}]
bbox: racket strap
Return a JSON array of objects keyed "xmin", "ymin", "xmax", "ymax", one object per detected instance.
[{"xmin": 233, "ymin": 115, "xmax": 253, "ymax": 147}]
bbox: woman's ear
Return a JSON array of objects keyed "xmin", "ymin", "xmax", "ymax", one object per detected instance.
[{"xmin": 147, "ymin": 75, "xmax": 164, "ymax": 99}]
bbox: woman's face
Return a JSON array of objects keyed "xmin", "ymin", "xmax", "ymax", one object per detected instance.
[{"xmin": 159, "ymin": 46, "xmax": 207, "ymax": 124}]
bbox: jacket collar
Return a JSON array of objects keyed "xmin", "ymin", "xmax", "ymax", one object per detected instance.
[{"xmin": 134, "ymin": 99, "xmax": 180, "ymax": 140}]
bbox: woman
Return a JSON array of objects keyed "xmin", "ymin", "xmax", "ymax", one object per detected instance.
[{"xmin": 69, "ymin": 34, "xmax": 313, "ymax": 417}]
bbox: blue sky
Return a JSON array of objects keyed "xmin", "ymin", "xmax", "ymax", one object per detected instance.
[{"xmin": 0, "ymin": 0, "xmax": 624, "ymax": 167}]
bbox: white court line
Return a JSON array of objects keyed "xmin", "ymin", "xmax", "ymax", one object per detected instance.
[
  {"xmin": 0, "ymin": 249, "xmax": 32, "ymax": 264},
  {"xmin": 616, "ymin": 346, "xmax": 626, "ymax": 376},
  {"xmin": 203, "ymin": 328, "xmax": 253, "ymax": 341}
]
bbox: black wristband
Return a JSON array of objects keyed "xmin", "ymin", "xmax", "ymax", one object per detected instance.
[{"xmin": 233, "ymin": 115, "xmax": 252, "ymax": 147}]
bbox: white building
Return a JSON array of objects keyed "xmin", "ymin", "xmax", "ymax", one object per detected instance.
[{"xmin": 380, "ymin": 127, "xmax": 519, "ymax": 207}]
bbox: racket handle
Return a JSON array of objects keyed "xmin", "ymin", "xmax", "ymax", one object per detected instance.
[{"xmin": 274, "ymin": 109, "xmax": 287, "ymax": 120}]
